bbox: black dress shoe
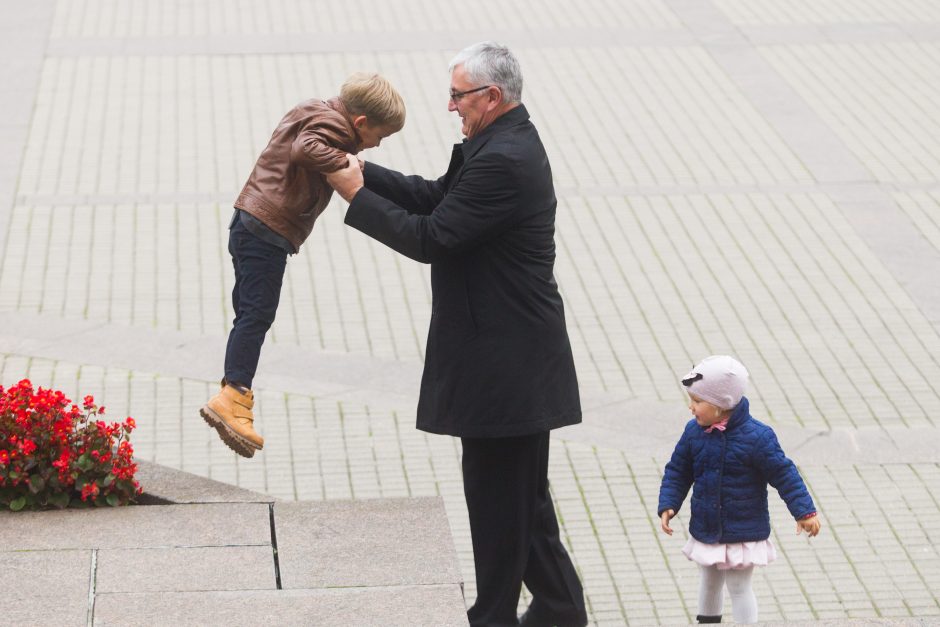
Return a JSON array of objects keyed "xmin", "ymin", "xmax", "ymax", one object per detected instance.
[{"xmin": 518, "ymin": 608, "xmax": 588, "ymax": 627}]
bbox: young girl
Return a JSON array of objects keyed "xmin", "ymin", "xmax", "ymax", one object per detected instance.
[{"xmin": 658, "ymin": 355, "xmax": 821, "ymax": 624}]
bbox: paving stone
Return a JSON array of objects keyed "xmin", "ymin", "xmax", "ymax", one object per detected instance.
[
  {"xmin": 0, "ymin": 548, "xmax": 90, "ymax": 596},
  {"xmin": 274, "ymin": 497, "xmax": 461, "ymax": 589},
  {"xmin": 95, "ymin": 546, "xmax": 276, "ymax": 593},
  {"xmin": 92, "ymin": 586, "xmax": 467, "ymax": 627},
  {"xmin": 0, "ymin": 504, "xmax": 271, "ymax": 550},
  {"xmin": 8, "ymin": 593, "xmax": 88, "ymax": 626},
  {"xmin": 135, "ymin": 460, "xmax": 275, "ymax": 505},
  {"xmin": 4, "ymin": 0, "xmax": 940, "ymax": 624},
  {"xmin": 1, "ymin": 549, "xmax": 90, "ymax": 625}
]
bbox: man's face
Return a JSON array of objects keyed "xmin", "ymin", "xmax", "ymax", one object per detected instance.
[{"xmin": 448, "ymin": 65, "xmax": 495, "ymax": 139}]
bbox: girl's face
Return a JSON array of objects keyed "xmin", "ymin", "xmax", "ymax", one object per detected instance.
[{"xmin": 688, "ymin": 393, "xmax": 727, "ymax": 427}]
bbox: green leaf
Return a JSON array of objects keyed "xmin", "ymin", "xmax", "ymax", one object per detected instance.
[
  {"xmin": 48, "ymin": 492, "xmax": 69, "ymax": 509},
  {"xmin": 77, "ymin": 454, "xmax": 93, "ymax": 472},
  {"xmin": 8, "ymin": 470, "xmax": 19, "ymax": 480},
  {"xmin": 102, "ymin": 473, "xmax": 115, "ymax": 487},
  {"xmin": 9, "ymin": 496, "xmax": 26, "ymax": 511},
  {"xmin": 105, "ymin": 493, "xmax": 119, "ymax": 507},
  {"xmin": 28, "ymin": 474, "xmax": 45, "ymax": 494},
  {"xmin": 117, "ymin": 479, "xmax": 135, "ymax": 492}
]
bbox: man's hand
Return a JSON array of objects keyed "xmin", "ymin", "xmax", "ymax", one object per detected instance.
[{"xmin": 325, "ymin": 153, "xmax": 364, "ymax": 202}]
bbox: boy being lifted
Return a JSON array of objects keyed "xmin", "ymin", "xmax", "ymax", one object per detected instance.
[{"xmin": 201, "ymin": 73, "xmax": 406, "ymax": 458}]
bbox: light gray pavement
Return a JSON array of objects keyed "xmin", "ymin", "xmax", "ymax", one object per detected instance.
[
  {"xmin": 0, "ymin": 462, "xmax": 467, "ymax": 626},
  {"xmin": 2, "ymin": 0, "xmax": 940, "ymax": 624}
]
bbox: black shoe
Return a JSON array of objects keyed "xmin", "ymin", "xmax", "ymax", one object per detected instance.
[
  {"xmin": 697, "ymin": 615, "xmax": 722, "ymax": 624},
  {"xmin": 519, "ymin": 608, "xmax": 588, "ymax": 627}
]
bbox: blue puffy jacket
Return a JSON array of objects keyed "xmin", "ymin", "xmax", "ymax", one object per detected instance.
[{"xmin": 657, "ymin": 397, "xmax": 816, "ymax": 544}]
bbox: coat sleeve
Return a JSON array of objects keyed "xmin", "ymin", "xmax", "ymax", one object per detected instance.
[
  {"xmin": 754, "ymin": 430, "xmax": 816, "ymax": 519},
  {"xmin": 362, "ymin": 161, "xmax": 445, "ymax": 216},
  {"xmin": 658, "ymin": 425, "xmax": 695, "ymax": 517},
  {"xmin": 345, "ymin": 150, "xmax": 520, "ymax": 263},
  {"xmin": 290, "ymin": 120, "xmax": 352, "ymax": 174}
]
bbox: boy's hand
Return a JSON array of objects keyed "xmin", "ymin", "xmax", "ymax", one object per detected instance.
[
  {"xmin": 797, "ymin": 516, "xmax": 821, "ymax": 537},
  {"xmin": 325, "ymin": 154, "xmax": 364, "ymax": 202},
  {"xmin": 660, "ymin": 509, "xmax": 675, "ymax": 535}
]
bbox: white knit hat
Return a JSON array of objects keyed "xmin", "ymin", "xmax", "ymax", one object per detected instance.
[{"xmin": 680, "ymin": 355, "xmax": 749, "ymax": 410}]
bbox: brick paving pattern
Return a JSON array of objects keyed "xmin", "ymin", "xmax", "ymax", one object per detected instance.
[{"xmin": 2, "ymin": 0, "xmax": 940, "ymax": 624}]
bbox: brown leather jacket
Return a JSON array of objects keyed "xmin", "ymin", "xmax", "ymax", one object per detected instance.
[{"xmin": 234, "ymin": 97, "xmax": 359, "ymax": 252}]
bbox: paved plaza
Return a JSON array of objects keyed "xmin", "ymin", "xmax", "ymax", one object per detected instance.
[{"xmin": 3, "ymin": 0, "xmax": 940, "ymax": 624}]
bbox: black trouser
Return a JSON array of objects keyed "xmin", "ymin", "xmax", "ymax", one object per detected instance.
[
  {"xmin": 224, "ymin": 217, "xmax": 287, "ymax": 389},
  {"xmin": 461, "ymin": 431, "xmax": 587, "ymax": 627}
]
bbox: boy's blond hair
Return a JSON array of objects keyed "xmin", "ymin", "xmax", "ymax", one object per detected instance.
[{"xmin": 340, "ymin": 73, "xmax": 406, "ymax": 132}]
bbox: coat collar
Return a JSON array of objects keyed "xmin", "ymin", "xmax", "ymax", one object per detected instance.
[
  {"xmin": 459, "ymin": 104, "xmax": 529, "ymax": 161},
  {"xmin": 725, "ymin": 396, "xmax": 751, "ymax": 431}
]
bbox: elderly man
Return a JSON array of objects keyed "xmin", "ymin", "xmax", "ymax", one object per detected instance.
[{"xmin": 327, "ymin": 42, "xmax": 588, "ymax": 627}]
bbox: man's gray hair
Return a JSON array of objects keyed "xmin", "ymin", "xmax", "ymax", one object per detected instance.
[{"xmin": 449, "ymin": 42, "xmax": 523, "ymax": 104}]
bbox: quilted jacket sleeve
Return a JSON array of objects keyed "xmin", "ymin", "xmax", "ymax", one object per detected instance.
[
  {"xmin": 755, "ymin": 428, "xmax": 816, "ymax": 520},
  {"xmin": 658, "ymin": 423, "xmax": 695, "ymax": 517}
]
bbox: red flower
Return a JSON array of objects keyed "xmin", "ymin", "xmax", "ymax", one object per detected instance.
[
  {"xmin": 1, "ymin": 380, "xmax": 138, "ymax": 510},
  {"xmin": 81, "ymin": 482, "xmax": 100, "ymax": 501},
  {"xmin": 52, "ymin": 450, "xmax": 70, "ymax": 469}
]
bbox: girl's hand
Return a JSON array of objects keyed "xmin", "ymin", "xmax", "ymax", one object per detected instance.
[
  {"xmin": 797, "ymin": 515, "xmax": 821, "ymax": 537},
  {"xmin": 660, "ymin": 509, "xmax": 676, "ymax": 535}
]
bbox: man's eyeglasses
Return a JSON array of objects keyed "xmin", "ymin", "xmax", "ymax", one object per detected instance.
[{"xmin": 449, "ymin": 85, "xmax": 492, "ymax": 102}]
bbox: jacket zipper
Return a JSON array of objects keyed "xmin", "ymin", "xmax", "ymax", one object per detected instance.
[{"xmin": 716, "ymin": 431, "xmax": 727, "ymax": 541}]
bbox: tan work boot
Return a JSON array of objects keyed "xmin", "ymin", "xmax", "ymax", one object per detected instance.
[{"xmin": 200, "ymin": 383, "xmax": 263, "ymax": 458}]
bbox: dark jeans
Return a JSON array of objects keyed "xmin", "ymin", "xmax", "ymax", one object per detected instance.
[
  {"xmin": 224, "ymin": 216, "xmax": 287, "ymax": 389},
  {"xmin": 462, "ymin": 432, "xmax": 588, "ymax": 627}
]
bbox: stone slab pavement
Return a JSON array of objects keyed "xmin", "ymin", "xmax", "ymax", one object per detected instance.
[
  {"xmin": 3, "ymin": 0, "xmax": 940, "ymax": 624},
  {"xmin": 0, "ymin": 462, "xmax": 467, "ymax": 626}
]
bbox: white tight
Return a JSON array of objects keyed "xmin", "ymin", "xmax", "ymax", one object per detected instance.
[{"xmin": 698, "ymin": 564, "xmax": 758, "ymax": 623}]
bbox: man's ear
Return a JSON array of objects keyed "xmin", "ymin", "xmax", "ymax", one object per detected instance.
[
  {"xmin": 486, "ymin": 86, "xmax": 503, "ymax": 110},
  {"xmin": 352, "ymin": 114, "xmax": 368, "ymax": 129}
]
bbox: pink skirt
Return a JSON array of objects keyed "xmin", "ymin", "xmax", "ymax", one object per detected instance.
[{"xmin": 682, "ymin": 537, "xmax": 777, "ymax": 570}]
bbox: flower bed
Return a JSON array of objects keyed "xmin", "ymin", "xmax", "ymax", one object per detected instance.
[{"xmin": 0, "ymin": 379, "xmax": 141, "ymax": 511}]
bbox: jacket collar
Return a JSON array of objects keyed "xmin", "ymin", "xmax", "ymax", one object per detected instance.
[
  {"xmin": 326, "ymin": 97, "xmax": 361, "ymax": 154},
  {"xmin": 725, "ymin": 396, "xmax": 750, "ymax": 431},
  {"xmin": 459, "ymin": 104, "xmax": 529, "ymax": 161}
]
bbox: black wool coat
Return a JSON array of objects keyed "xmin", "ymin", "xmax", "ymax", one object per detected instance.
[{"xmin": 345, "ymin": 105, "xmax": 582, "ymax": 438}]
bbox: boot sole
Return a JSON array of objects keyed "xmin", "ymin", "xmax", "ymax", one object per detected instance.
[{"xmin": 200, "ymin": 406, "xmax": 262, "ymax": 459}]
